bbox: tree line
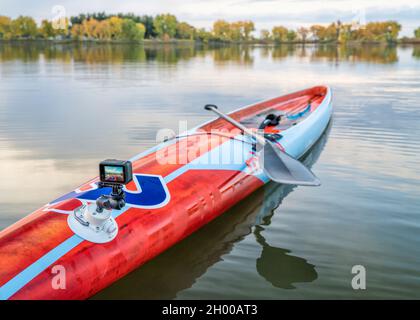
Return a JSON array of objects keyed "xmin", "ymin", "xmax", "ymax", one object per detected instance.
[
  {"xmin": 0, "ymin": 13, "xmax": 416, "ymax": 43},
  {"xmin": 263, "ymin": 21, "xmax": 403, "ymax": 43}
]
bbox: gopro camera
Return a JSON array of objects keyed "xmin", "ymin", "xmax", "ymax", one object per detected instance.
[
  {"xmin": 96, "ymin": 159, "xmax": 133, "ymax": 213},
  {"xmin": 99, "ymin": 159, "xmax": 133, "ymax": 185}
]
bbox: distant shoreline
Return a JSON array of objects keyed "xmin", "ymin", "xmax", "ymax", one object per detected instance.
[{"xmin": 1, "ymin": 38, "xmax": 419, "ymax": 46}]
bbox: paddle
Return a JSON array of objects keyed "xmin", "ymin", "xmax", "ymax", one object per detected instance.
[{"xmin": 204, "ymin": 104, "xmax": 321, "ymax": 186}]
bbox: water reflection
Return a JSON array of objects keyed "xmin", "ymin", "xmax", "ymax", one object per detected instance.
[
  {"xmin": 253, "ymin": 123, "xmax": 330, "ymax": 290},
  {"xmin": 93, "ymin": 121, "xmax": 330, "ymax": 299},
  {"xmin": 269, "ymin": 44, "xmax": 297, "ymax": 60},
  {"xmin": 412, "ymin": 45, "xmax": 420, "ymax": 60},
  {"xmin": 212, "ymin": 45, "xmax": 254, "ymax": 66},
  {"xmin": 255, "ymin": 227, "xmax": 317, "ymax": 289},
  {"xmin": 310, "ymin": 44, "xmax": 398, "ymax": 64},
  {"xmin": 0, "ymin": 43, "xmax": 411, "ymax": 65}
]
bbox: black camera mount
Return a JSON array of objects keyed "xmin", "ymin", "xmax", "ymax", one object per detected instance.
[{"xmin": 95, "ymin": 182, "xmax": 127, "ymax": 212}]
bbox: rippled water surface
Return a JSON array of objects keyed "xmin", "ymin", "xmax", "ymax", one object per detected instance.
[{"xmin": 0, "ymin": 43, "xmax": 419, "ymax": 299}]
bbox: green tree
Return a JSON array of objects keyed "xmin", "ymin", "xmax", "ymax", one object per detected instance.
[
  {"xmin": 176, "ymin": 22, "xmax": 195, "ymax": 39},
  {"xmin": 39, "ymin": 20, "xmax": 56, "ymax": 38},
  {"xmin": 70, "ymin": 14, "xmax": 87, "ymax": 25},
  {"xmin": 415, "ymin": 27, "xmax": 420, "ymax": 38},
  {"xmin": 121, "ymin": 19, "xmax": 145, "ymax": 41},
  {"xmin": 195, "ymin": 28, "xmax": 212, "ymax": 42},
  {"xmin": 153, "ymin": 14, "xmax": 178, "ymax": 39},
  {"xmin": 137, "ymin": 15, "xmax": 156, "ymax": 38},
  {"xmin": 10, "ymin": 16, "xmax": 37, "ymax": 38},
  {"xmin": 286, "ymin": 30, "xmax": 297, "ymax": 41}
]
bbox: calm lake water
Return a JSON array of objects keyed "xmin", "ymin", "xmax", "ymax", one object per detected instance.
[{"xmin": 0, "ymin": 43, "xmax": 419, "ymax": 299}]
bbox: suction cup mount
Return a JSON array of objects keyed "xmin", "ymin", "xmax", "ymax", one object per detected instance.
[
  {"xmin": 68, "ymin": 202, "xmax": 118, "ymax": 243},
  {"xmin": 67, "ymin": 159, "xmax": 133, "ymax": 243}
]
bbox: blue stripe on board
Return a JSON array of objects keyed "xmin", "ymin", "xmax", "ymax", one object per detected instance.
[{"xmin": 0, "ymin": 235, "xmax": 83, "ymax": 300}]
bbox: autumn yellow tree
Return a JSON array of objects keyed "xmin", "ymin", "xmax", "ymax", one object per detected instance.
[
  {"xmin": 213, "ymin": 20, "xmax": 231, "ymax": 41},
  {"xmin": 242, "ymin": 20, "xmax": 255, "ymax": 40},
  {"xmin": 381, "ymin": 21, "xmax": 401, "ymax": 41},
  {"xmin": 71, "ymin": 24, "xmax": 84, "ymax": 40},
  {"xmin": 108, "ymin": 16, "xmax": 123, "ymax": 39},
  {"xmin": 272, "ymin": 26, "xmax": 288, "ymax": 42},
  {"xmin": 230, "ymin": 21, "xmax": 243, "ymax": 41},
  {"xmin": 96, "ymin": 20, "xmax": 112, "ymax": 40},
  {"xmin": 0, "ymin": 16, "xmax": 12, "ymax": 39},
  {"xmin": 323, "ymin": 22, "xmax": 339, "ymax": 41},
  {"xmin": 338, "ymin": 24, "xmax": 353, "ymax": 42},
  {"xmin": 82, "ymin": 18, "xmax": 100, "ymax": 39},
  {"xmin": 310, "ymin": 25, "xmax": 327, "ymax": 41},
  {"xmin": 212, "ymin": 20, "xmax": 254, "ymax": 41},
  {"xmin": 40, "ymin": 20, "xmax": 56, "ymax": 38}
]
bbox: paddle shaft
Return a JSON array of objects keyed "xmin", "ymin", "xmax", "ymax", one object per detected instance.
[
  {"xmin": 204, "ymin": 105, "xmax": 266, "ymax": 145},
  {"xmin": 204, "ymin": 104, "xmax": 321, "ymax": 186}
]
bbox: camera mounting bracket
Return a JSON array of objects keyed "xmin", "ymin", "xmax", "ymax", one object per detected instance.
[{"xmin": 68, "ymin": 203, "xmax": 118, "ymax": 243}]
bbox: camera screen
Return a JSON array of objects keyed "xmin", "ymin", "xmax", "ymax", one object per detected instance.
[{"xmin": 103, "ymin": 165, "xmax": 125, "ymax": 183}]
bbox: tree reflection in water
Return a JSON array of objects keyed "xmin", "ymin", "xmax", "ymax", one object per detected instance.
[{"xmin": 0, "ymin": 42, "xmax": 407, "ymax": 65}]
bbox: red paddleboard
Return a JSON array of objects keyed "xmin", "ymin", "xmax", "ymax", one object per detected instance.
[{"xmin": 0, "ymin": 85, "xmax": 332, "ymax": 299}]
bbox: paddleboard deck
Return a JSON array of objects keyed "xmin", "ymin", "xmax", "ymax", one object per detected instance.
[{"xmin": 0, "ymin": 85, "xmax": 332, "ymax": 300}]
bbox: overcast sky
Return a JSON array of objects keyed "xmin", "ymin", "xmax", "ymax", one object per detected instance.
[{"xmin": 1, "ymin": 0, "xmax": 419, "ymax": 36}]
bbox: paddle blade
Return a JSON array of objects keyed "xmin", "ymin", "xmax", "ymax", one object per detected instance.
[{"xmin": 260, "ymin": 141, "xmax": 321, "ymax": 186}]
